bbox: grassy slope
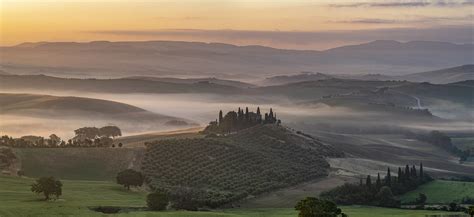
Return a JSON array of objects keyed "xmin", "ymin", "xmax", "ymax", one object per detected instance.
[
  {"xmin": 15, "ymin": 148, "xmax": 142, "ymax": 181},
  {"xmin": 0, "ymin": 175, "xmax": 462, "ymax": 217},
  {"xmin": 401, "ymin": 180, "xmax": 474, "ymax": 204}
]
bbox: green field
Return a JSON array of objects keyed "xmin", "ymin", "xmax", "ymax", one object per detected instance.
[
  {"xmin": 401, "ymin": 180, "xmax": 474, "ymax": 204},
  {"xmin": 0, "ymin": 175, "xmax": 465, "ymax": 217},
  {"xmin": 14, "ymin": 148, "xmax": 141, "ymax": 181}
]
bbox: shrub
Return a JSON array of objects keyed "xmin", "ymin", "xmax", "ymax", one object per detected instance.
[
  {"xmin": 31, "ymin": 176, "xmax": 62, "ymax": 200},
  {"xmin": 147, "ymin": 192, "xmax": 169, "ymax": 211},
  {"xmin": 116, "ymin": 169, "xmax": 144, "ymax": 190}
]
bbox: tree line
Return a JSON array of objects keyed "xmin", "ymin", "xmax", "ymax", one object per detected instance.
[
  {"xmin": 0, "ymin": 126, "xmax": 122, "ymax": 148},
  {"xmin": 321, "ymin": 163, "xmax": 432, "ymax": 208},
  {"xmin": 203, "ymin": 107, "xmax": 281, "ymax": 134}
]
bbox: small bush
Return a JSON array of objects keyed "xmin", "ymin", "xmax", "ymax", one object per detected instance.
[{"xmin": 147, "ymin": 192, "xmax": 169, "ymax": 211}]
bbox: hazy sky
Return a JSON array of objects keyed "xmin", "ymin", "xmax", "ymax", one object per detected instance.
[{"xmin": 1, "ymin": 0, "xmax": 473, "ymax": 49}]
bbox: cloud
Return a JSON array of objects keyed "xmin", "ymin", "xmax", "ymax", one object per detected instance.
[
  {"xmin": 333, "ymin": 15, "xmax": 472, "ymax": 25},
  {"xmin": 329, "ymin": 0, "xmax": 474, "ymax": 8},
  {"xmin": 87, "ymin": 25, "xmax": 473, "ymax": 50}
]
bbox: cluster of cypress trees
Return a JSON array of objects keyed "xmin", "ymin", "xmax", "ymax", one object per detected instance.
[
  {"xmin": 204, "ymin": 107, "xmax": 280, "ymax": 134},
  {"xmin": 322, "ymin": 163, "xmax": 431, "ymax": 208}
]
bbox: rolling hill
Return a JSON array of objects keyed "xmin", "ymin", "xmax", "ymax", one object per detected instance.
[
  {"xmin": 0, "ymin": 74, "xmax": 242, "ymax": 94},
  {"xmin": 258, "ymin": 72, "xmax": 333, "ymax": 86},
  {"xmin": 125, "ymin": 76, "xmax": 256, "ymax": 89},
  {"xmin": 397, "ymin": 65, "xmax": 474, "ymax": 84},
  {"xmin": 0, "ymin": 93, "xmax": 194, "ymax": 138},
  {"xmin": 1, "ymin": 40, "xmax": 472, "ymax": 79},
  {"xmin": 141, "ymin": 124, "xmax": 343, "ymax": 207}
]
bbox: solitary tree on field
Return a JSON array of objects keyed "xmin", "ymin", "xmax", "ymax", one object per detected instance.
[
  {"xmin": 116, "ymin": 169, "xmax": 144, "ymax": 190},
  {"xmin": 31, "ymin": 176, "xmax": 62, "ymax": 200}
]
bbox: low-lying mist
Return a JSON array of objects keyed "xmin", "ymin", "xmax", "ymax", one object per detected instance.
[{"xmin": 1, "ymin": 89, "xmax": 472, "ymax": 140}]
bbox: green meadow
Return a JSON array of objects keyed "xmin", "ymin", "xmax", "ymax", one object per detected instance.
[
  {"xmin": 401, "ymin": 180, "xmax": 474, "ymax": 204},
  {"xmin": 0, "ymin": 175, "xmax": 465, "ymax": 217}
]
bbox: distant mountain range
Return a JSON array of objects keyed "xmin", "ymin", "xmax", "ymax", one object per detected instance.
[{"xmin": 1, "ymin": 40, "xmax": 472, "ymax": 79}]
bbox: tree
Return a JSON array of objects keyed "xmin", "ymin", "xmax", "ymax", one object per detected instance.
[
  {"xmin": 99, "ymin": 126, "xmax": 122, "ymax": 138},
  {"xmin": 415, "ymin": 193, "xmax": 427, "ymax": 205},
  {"xmin": 295, "ymin": 197, "xmax": 346, "ymax": 217},
  {"xmin": 49, "ymin": 134, "xmax": 61, "ymax": 146},
  {"xmin": 397, "ymin": 167, "xmax": 403, "ymax": 183},
  {"xmin": 147, "ymin": 192, "xmax": 169, "ymax": 211},
  {"xmin": 118, "ymin": 142, "xmax": 123, "ymax": 148},
  {"xmin": 385, "ymin": 168, "xmax": 392, "ymax": 187},
  {"xmin": 375, "ymin": 186, "xmax": 399, "ymax": 208},
  {"xmin": 468, "ymin": 205, "xmax": 474, "ymax": 217},
  {"xmin": 116, "ymin": 169, "xmax": 144, "ymax": 190},
  {"xmin": 366, "ymin": 175, "xmax": 372, "ymax": 187},
  {"xmin": 376, "ymin": 173, "xmax": 382, "ymax": 189},
  {"xmin": 74, "ymin": 127, "xmax": 100, "ymax": 140},
  {"xmin": 31, "ymin": 176, "xmax": 62, "ymax": 200},
  {"xmin": 419, "ymin": 162, "xmax": 424, "ymax": 181},
  {"xmin": 218, "ymin": 110, "xmax": 223, "ymax": 124},
  {"xmin": 405, "ymin": 165, "xmax": 410, "ymax": 181}
]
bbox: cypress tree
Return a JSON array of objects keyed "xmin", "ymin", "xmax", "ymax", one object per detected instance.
[
  {"xmin": 398, "ymin": 167, "xmax": 403, "ymax": 183},
  {"xmin": 219, "ymin": 110, "xmax": 223, "ymax": 125},
  {"xmin": 376, "ymin": 173, "xmax": 382, "ymax": 189},
  {"xmin": 257, "ymin": 107, "xmax": 261, "ymax": 123},
  {"xmin": 366, "ymin": 175, "xmax": 372, "ymax": 187},
  {"xmin": 405, "ymin": 165, "xmax": 410, "ymax": 180},
  {"xmin": 245, "ymin": 107, "xmax": 249, "ymax": 120},
  {"xmin": 419, "ymin": 162, "xmax": 424, "ymax": 181},
  {"xmin": 411, "ymin": 165, "xmax": 417, "ymax": 178},
  {"xmin": 385, "ymin": 168, "xmax": 392, "ymax": 187}
]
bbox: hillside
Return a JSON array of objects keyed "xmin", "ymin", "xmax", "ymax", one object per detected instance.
[
  {"xmin": 0, "ymin": 74, "xmax": 242, "ymax": 94},
  {"xmin": 398, "ymin": 65, "xmax": 474, "ymax": 84},
  {"xmin": 258, "ymin": 72, "xmax": 333, "ymax": 86},
  {"xmin": 125, "ymin": 76, "xmax": 256, "ymax": 89},
  {"xmin": 1, "ymin": 40, "xmax": 472, "ymax": 78},
  {"xmin": 0, "ymin": 93, "xmax": 194, "ymax": 138},
  {"xmin": 141, "ymin": 124, "xmax": 343, "ymax": 207}
]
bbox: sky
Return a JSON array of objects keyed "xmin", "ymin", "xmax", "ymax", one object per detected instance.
[{"xmin": 1, "ymin": 0, "xmax": 473, "ymax": 50}]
